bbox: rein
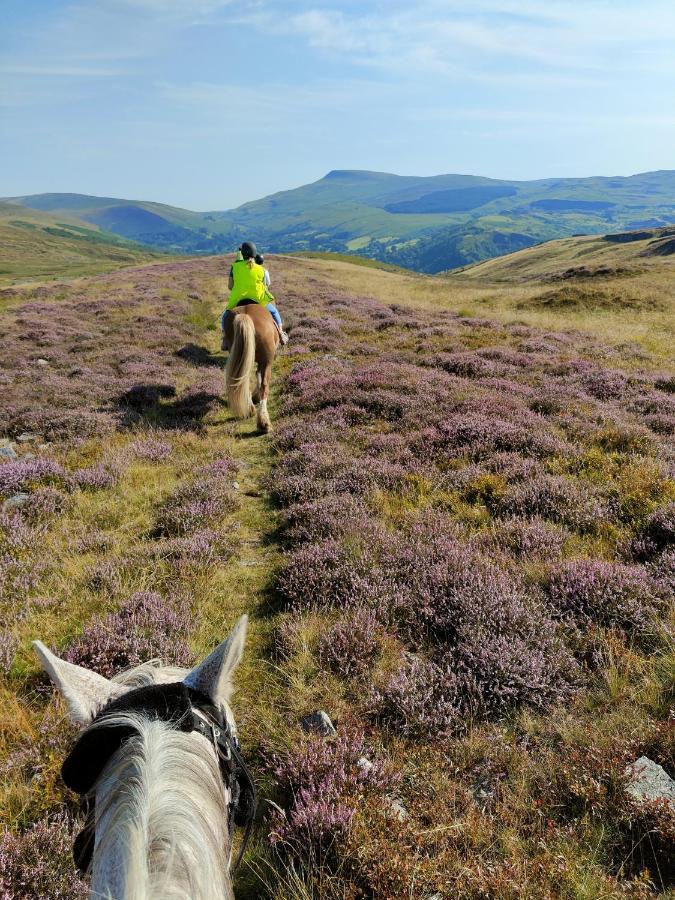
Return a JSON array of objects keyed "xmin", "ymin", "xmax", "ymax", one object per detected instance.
[{"xmin": 62, "ymin": 682, "xmax": 257, "ymax": 877}]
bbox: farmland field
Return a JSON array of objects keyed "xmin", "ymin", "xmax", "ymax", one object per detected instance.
[{"xmin": 0, "ymin": 244, "xmax": 673, "ymax": 898}]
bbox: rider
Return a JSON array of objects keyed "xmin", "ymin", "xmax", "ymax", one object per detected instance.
[{"xmin": 221, "ymin": 242, "xmax": 288, "ymax": 350}]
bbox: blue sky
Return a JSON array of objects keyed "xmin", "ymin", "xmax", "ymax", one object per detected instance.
[{"xmin": 1, "ymin": 0, "xmax": 674, "ymax": 209}]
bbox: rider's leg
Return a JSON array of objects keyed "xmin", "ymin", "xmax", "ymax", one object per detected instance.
[
  {"xmin": 266, "ymin": 302, "xmax": 288, "ymax": 345},
  {"xmin": 221, "ymin": 309, "xmax": 232, "ymax": 351}
]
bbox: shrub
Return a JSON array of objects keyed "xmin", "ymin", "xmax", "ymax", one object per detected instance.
[
  {"xmin": 0, "ymin": 813, "xmax": 88, "ymax": 899},
  {"xmin": 545, "ymin": 560, "xmax": 663, "ymax": 632},
  {"xmin": 0, "ymin": 459, "xmax": 67, "ymax": 496},
  {"xmin": 480, "ymin": 517, "xmax": 568, "ymax": 560},
  {"xmin": 370, "ymin": 655, "xmax": 459, "ymax": 737},
  {"xmin": 127, "ymin": 436, "xmax": 173, "ymax": 462},
  {"xmin": 153, "ymin": 473, "xmax": 235, "ymax": 536},
  {"xmin": 71, "ymin": 463, "xmax": 119, "ymax": 490},
  {"xmin": 496, "ymin": 474, "xmax": 609, "ymax": 531},
  {"xmin": 317, "ymin": 608, "xmax": 383, "ymax": 680},
  {"xmin": 65, "ymin": 590, "xmax": 193, "ymax": 677},
  {"xmin": 631, "ymin": 502, "xmax": 675, "ymax": 560},
  {"xmin": 267, "ymin": 726, "xmax": 394, "ymax": 856}
]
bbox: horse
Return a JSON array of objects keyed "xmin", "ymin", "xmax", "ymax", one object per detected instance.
[
  {"xmin": 224, "ymin": 302, "xmax": 279, "ymax": 433},
  {"xmin": 33, "ymin": 615, "xmax": 252, "ymax": 900}
]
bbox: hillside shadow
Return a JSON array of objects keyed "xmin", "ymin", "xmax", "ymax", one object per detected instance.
[
  {"xmin": 117, "ymin": 382, "xmax": 223, "ymax": 431},
  {"xmin": 175, "ymin": 343, "xmax": 226, "ymax": 369}
]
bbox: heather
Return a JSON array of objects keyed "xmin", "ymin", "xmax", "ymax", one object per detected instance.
[
  {"xmin": 265, "ymin": 725, "xmax": 396, "ymax": 856},
  {"xmin": 1, "ymin": 255, "xmax": 673, "ymax": 898},
  {"xmin": 64, "ymin": 590, "xmax": 193, "ymax": 677},
  {"xmin": 0, "ymin": 813, "xmax": 88, "ymax": 899},
  {"xmin": 545, "ymin": 559, "xmax": 666, "ymax": 633}
]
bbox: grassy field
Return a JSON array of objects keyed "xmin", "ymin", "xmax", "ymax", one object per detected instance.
[
  {"xmin": 299, "ymin": 232, "xmax": 675, "ymax": 368},
  {"xmin": 0, "ymin": 242, "xmax": 673, "ymax": 898}
]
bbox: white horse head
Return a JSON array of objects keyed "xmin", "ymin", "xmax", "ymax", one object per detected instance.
[{"xmin": 34, "ymin": 614, "xmax": 249, "ymax": 900}]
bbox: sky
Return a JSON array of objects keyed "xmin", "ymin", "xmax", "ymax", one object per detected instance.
[{"xmin": 1, "ymin": 0, "xmax": 674, "ymax": 210}]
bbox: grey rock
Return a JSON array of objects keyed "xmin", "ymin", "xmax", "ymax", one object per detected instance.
[
  {"xmin": 38, "ymin": 444, "xmax": 51, "ymax": 451},
  {"xmin": 301, "ymin": 710, "xmax": 337, "ymax": 737},
  {"xmin": 16, "ymin": 432, "xmax": 39, "ymax": 443},
  {"xmin": 232, "ymin": 481, "xmax": 240, "ymax": 491},
  {"xmin": 384, "ymin": 795, "xmax": 409, "ymax": 822},
  {"xmin": 357, "ymin": 756, "xmax": 374, "ymax": 775},
  {"xmin": 0, "ymin": 445, "xmax": 18, "ymax": 460},
  {"xmin": 3, "ymin": 493, "xmax": 30, "ymax": 511},
  {"xmin": 36, "ymin": 358, "xmax": 49, "ymax": 366},
  {"xmin": 626, "ymin": 756, "xmax": 675, "ymax": 810},
  {"xmin": 22, "ymin": 453, "xmax": 36, "ymax": 461}
]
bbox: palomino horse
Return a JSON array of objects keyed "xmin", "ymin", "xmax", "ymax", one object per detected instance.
[
  {"xmin": 224, "ymin": 302, "xmax": 279, "ymax": 433},
  {"xmin": 34, "ymin": 615, "xmax": 252, "ymax": 900}
]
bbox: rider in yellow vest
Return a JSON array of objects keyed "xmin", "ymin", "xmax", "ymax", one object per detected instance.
[{"xmin": 221, "ymin": 241, "xmax": 288, "ymax": 350}]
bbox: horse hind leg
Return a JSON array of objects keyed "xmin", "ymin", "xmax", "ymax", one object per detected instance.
[
  {"xmin": 252, "ymin": 369, "xmax": 262, "ymax": 405},
  {"xmin": 256, "ymin": 364, "xmax": 272, "ymax": 433}
]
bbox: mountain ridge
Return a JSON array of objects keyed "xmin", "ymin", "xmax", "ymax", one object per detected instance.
[{"xmin": 5, "ymin": 167, "xmax": 675, "ymax": 272}]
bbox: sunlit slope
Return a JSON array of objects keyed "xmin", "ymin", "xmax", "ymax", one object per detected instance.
[
  {"xmin": 288, "ymin": 230, "xmax": 674, "ymax": 365},
  {"xmin": 456, "ymin": 226, "xmax": 675, "ymax": 281},
  {"xmin": 0, "ymin": 204, "xmax": 169, "ymax": 284}
]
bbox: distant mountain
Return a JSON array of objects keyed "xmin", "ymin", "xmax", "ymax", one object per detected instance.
[{"xmin": 5, "ymin": 169, "xmax": 675, "ymax": 273}]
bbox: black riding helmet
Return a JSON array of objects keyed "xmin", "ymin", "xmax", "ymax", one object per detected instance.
[
  {"xmin": 240, "ymin": 241, "xmax": 257, "ymax": 259},
  {"xmin": 254, "ymin": 254, "xmax": 264, "ymax": 265}
]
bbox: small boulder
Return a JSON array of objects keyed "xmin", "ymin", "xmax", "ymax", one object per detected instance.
[
  {"xmin": 0, "ymin": 445, "xmax": 18, "ymax": 460},
  {"xmin": 357, "ymin": 756, "xmax": 374, "ymax": 775},
  {"xmin": 301, "ymin": 710, "xmax": 337, "ymax": 737},
  {"xmin": 384, "ymin": 795, "xmax": 409, "ymax": 822},
  {"xmin": 626, "ymin": 756, "xmax": 675, "ymax": 810},
  {"xmin": 3, "ymin": 492, "xmax": 30, "ymax": 511},
  {"xmin": 36, "ymin": 358, "xmax": 49, "ymax": 366},
  {"xmin": 16, "ymin": 432, "xmax": 39, "ymax": 443}
]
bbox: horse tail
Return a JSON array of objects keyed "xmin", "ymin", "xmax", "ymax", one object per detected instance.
[{"xmin": 225, "ymin": 314, "xmax": 255, "ymax": 418}]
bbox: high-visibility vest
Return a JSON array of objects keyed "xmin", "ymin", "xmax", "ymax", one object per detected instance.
[{"xmin": 226, "ymin": 259, "xmax": 273, "ymax": 310}]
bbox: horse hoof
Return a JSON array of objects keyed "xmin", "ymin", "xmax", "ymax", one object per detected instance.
[{"xmin": 258, "ymin": 420, "xmax": 271, "ymax": 434}]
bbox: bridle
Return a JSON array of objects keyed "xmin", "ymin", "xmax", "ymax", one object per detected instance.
[{"xmin": 62, "ymin": 681, "xmax": 257, "ymax": 876}]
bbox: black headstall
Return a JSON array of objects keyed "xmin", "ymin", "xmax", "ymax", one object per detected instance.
[{"xmin": 62, "ymin": 681, "xmax": 257, "ymax": 875}]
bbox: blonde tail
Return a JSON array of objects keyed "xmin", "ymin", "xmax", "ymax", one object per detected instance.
[{"xmin": 225, "ymin": 314, "xmax": 255, "ymax": 418}]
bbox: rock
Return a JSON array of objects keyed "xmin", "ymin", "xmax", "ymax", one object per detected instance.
[
  {"xmin": 232, "ymin": 481, "xmax": 240, "ymax": 491},
  {"xmin": 384, "ymin": 795, "xmax": 409, "ymax": 822},
  {"xmin": 22, "ymin": 453, "xmax": 36, "ymax": 461},
  {"xmin": 301, "ymin": 710, "xmax": 337, "ymax": 737},
  {"xmin": 36, "ymin": 358, "xmax": 49, "ymax": 366},
  {"xmin": 357, "ymin": 756, "xmax": 374, "ymax": 775},
  {"xmin": 16, "ymin": 432, "xmax": 39, "ymax": 443},
  {"xmin": 626, "ymin": 756, "xmax": 675, "ymax": 810},
  {"xmin": 3, "ymin": 493, "xmax": 30, "ymax": 511},
  {"xmin": 38, "ymin": 444, "xmax": 51, "ymax": 451},
  {"xmin": 0, "ymin": 445, "xmax": 18, "ymax": 460}
]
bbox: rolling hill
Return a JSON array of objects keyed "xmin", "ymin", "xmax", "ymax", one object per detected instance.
[
  {"xmin": 4, "ymin": 168, "xmax": 675, "ymax": 273},
  {"xmin": 0, "ymin": 202, "xmax": 170, "ymax": 285}
]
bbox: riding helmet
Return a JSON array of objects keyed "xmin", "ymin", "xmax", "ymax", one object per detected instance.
[{"xmin": 240, "ymin": 241, "xmax": 257, "ymax": 259}]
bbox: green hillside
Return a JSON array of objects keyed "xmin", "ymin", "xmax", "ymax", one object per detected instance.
[
  {"xmin": 0, "ymin": 203, "xmax": 170, "ymax": 285},
  {"xmin": 5, "ymin": 168, "xmax": 675, "ymax": 272}
]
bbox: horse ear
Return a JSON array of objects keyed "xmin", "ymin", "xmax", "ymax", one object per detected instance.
[
  {"xmin": 183, "ymin": 614, "xmax": 247, "ymax": 707},
  {"xmin": 32, "ymin": 641, "xmax": 124, "ymax": 725}
]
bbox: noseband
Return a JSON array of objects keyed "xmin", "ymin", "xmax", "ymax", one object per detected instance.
[{"xmin": 62, "ymin": 681, "xmax": 257, "ymax": 875}]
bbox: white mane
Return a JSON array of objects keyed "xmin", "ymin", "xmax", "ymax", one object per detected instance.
[
  {"xmin": 33, "ymin": 614, "xmax": 249, "ymax": 900},
  {"xmin": 90, "ymin": 712, "xmax": 233, "ymax": 900}
]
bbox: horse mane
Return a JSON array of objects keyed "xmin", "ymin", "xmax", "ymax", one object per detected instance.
[{"xmin": 85, "ymin": 661, "xmax": 234, "ymax": 900}]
